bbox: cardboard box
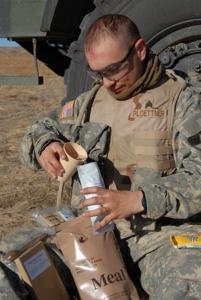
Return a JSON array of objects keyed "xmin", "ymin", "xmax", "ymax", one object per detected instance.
[{"xmin": 15, "ymin": 241, "xmax": 70, "ymax": 300}]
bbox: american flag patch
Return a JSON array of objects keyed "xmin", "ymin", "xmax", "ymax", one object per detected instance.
[{"xmin": 60, "ymin": 100, "xmax": 75, "ymax": 119}]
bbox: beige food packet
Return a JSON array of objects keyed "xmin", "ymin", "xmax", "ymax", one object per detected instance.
[{"xmin": 56, "ymin": 216, "xmax": 139, "ymax": 300}]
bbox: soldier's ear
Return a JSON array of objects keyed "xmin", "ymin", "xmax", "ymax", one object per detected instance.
[{"xmin": 135, "ymin": 38, "xmax": 146, "ymax": 62}]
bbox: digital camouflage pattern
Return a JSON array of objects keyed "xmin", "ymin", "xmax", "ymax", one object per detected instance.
[
  {"xmin": 19, "ymin": 75, "xmax": 201, "ymax": 299},
  {"xmin": 20, "ymin": 83, "xmax": 104, "ymax": 171},
  {"xmin": 137, "ymin": 226, "xmax": 201, "ymax": 299},
  {"xmin": 0, "ymin": 266, "xmax": 22, "ymax": 300}
]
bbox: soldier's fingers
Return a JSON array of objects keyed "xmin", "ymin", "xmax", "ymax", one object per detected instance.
[
  {"xmin": 80, "ymin": 196, "xmax": 103, "ymax": 208},
  {"xmin": 48, "ymin": 158, "xmax": 65, "ymax": 177},
  {"xmin": 80, "ymin": 187, "xmax": 105, "ymax": 195},
  {"xmin": 46, "ymin": 165, "xmax": 58, "ymax": 179},
  {"xmin": 82, "ymin": 207, "xmax": 103, "ymax": 217},
  {"xmin": 39, "ymin": 155, "xmax": 64, "ymax": 178},
  {"xmin": 95, "ymin": 214, "xmax": 114, "ymax": 230},
  {"xmin": 52, "ymin": 142, "xmax": 66, "ymax": 160}
]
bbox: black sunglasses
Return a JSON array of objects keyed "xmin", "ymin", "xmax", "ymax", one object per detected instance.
[{"xmin": 87, "ymin": 44, "xmax": 135, "ymax": 80}]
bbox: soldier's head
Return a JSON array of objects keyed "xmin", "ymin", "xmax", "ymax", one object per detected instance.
[{"xmin": 84, "ymin": 14, "xmax": 147, "ymax": 94}]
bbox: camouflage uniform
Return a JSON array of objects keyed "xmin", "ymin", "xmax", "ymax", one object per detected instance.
[
  {"xmin": 0, "ymin": 266, "xmax": 22, "ymax": 300},
  {"xmin": 20, "ymin": 73, "xmax": 201, "ymax": 299}
]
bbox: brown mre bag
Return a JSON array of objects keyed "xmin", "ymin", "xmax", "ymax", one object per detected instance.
[{"xmin": 56, "ymin": 216, "xmax": 139, "ymax": 300}]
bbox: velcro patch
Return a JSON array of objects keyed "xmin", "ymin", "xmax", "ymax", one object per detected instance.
[{"xmin": 60, "ymin": 100, "xmax": 75, "ymax": 120}]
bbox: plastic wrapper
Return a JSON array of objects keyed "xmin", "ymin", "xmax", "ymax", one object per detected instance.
[
  {"xmin": 32, "ymin": 205, "xmax": 75, "ymax": 234},
  {"xmin": 170, "ymin": 234, "xmax": 201, "ymax": 249}
]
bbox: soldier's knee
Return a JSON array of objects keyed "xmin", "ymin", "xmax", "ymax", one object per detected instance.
[{"xmin": 150, "ymin": 277, "xmax": 201, "ymax": 300}]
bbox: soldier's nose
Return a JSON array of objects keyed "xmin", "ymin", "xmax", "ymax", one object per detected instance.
[{"xmin": 102, "ymin": 77, "xmax": 116, "ymax": 88}]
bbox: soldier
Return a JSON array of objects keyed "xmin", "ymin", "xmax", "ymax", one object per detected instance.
[{"xmin": 20, "ymin": 15, "xmax": 201, "ymax": 299}]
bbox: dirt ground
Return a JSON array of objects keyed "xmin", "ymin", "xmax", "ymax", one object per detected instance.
[{"xmin": 0, "ymin": 47, "xmax": 70, "ymax": 240}]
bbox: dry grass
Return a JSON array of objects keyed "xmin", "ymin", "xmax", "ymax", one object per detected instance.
[{"xmin": 0, "ymin": 47, "xmax": 70, "ymax": 239}]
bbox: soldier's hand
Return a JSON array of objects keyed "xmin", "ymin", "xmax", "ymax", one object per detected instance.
[
  {"xmin": 80, "ymin": 188, "xmax": 144, "ymax": 230},
  {"xmin": 38, "ymin": 142, "xmax": 66, "ymax": 178}
]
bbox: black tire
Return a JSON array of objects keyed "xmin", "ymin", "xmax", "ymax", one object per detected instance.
[{"xmin": 65, "ymin": 0, "xmax": 201, "ymax": 100}]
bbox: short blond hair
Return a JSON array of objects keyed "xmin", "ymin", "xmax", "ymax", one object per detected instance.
[{"xmin": 84, "ymin": 14, "xmax": 140, "ymax": 52}]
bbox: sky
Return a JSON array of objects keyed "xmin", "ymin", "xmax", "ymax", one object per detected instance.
[{"xmin": 0, "ymin": 38, "xmax": 19, "ymax": 47}]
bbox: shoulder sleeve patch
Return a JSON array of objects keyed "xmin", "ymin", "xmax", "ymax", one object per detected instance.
[{"xmin": 60, "ymin": 100, "xmax": 75, "ymax": 120}]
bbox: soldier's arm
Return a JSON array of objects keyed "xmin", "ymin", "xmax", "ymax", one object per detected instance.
[
  {"xmin": 20, "ymin": 88, "xmax": 110, "ymax": 174},
  {"xmin": 19, "ymin": 96, "xmax": 82, "ymax": 171},
  {"xmin": 141, "ymin": 86, "xmax": 201, "ymax": 220}
]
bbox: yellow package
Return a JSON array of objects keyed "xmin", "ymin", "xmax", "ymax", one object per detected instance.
[{"xmin": 170, "ymin": 235, "xmax": 201, "ymax": 249}]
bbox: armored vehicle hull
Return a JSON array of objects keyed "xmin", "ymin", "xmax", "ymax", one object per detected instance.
[{"xmin": 0, "ymin": 0, "xmax": 201, "ymax": 97}]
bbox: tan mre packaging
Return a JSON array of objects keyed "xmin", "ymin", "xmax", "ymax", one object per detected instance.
[
  {"xmin": 15, "ymin": 241, "xmax": 70, "ymax": 300},
  {"xmin": 56, "ymin": 216, "xmax": 139, "ymax": 300}
]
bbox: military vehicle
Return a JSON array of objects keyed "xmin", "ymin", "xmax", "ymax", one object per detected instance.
[
  {"xmin": 0, "ymin": 1, "xmax": 201, "ymax": 299},
  {"xmin": 1, "ymin": 0, "xmax": 201, "ymax": 100}
]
